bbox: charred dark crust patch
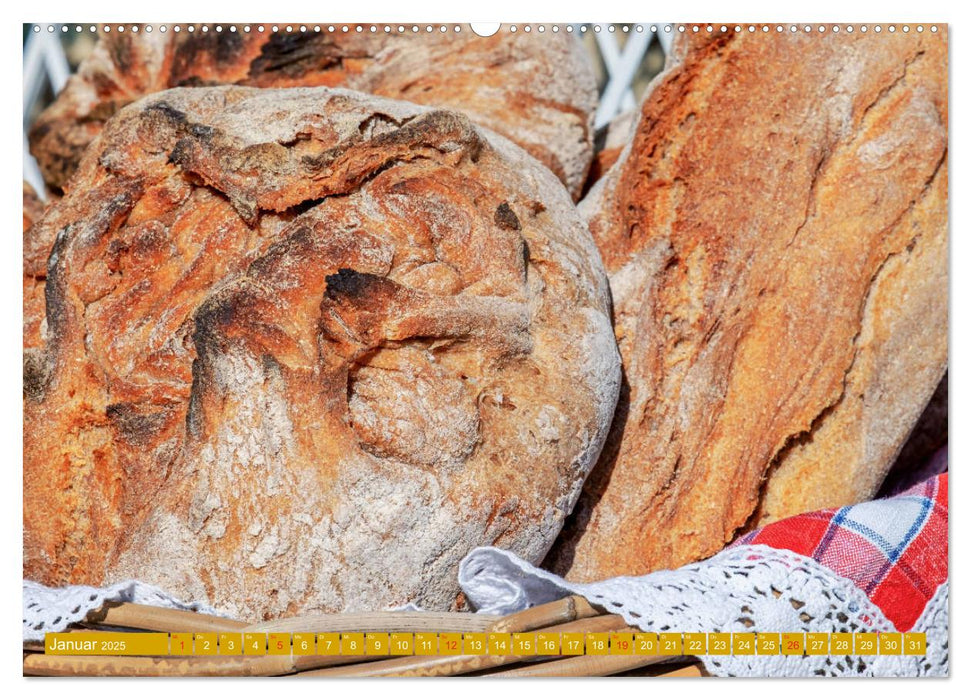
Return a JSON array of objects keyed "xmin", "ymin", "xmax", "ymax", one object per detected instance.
[
  {"xmin": 106, "ymin": 403, "xmax": 174, "ymax": 446},
  {"xmin": 494, "ymin": 202, "xmax": 521, "ymax": 231},
  {"xmin": 248, "ymin": 33, "xmax": 344, "ymax": 80},
  {"xmin": 193, "ymin": 289, "xmax": 254, "ymax": 349},
  {"xmin": 143, "ymin": 101, "xmax": 219, "ymax": 155},
  {"xmin": 43, "ymin": 227, "xmax": 73, "ymax": 338},
  {"xmin": 173, "ymin": 76, "xmax": 223, "ymax": 88},
  {"xmin": 170, "ymin": 30, "xmax": 246, "ymax": 84},
  {"xmin": 189, "ymin": 124, "xmax": 217, "ymax": 142},
  {"xmin": 210, "ymin": 31, "xmax": 246, "ymax": 65},
  {"xmin": 324, "ymin": 268, "xmax": 386, "ymax": 302},
  {"xmin": 145, "ymin": 101, "xmax": 190, "ymax": 127},
  {"xmin": 167, "ymin": 139, "xmax": 194, "ymax": 167},
  {"xmin": 185, "ymin": 358, "xmax": 205, "ymax": 439},
  {"xmin": 107, "ymin": 37, "xmax": 134, "ymax": 75},
  {"xmin": 320, "ymin": 269, "xmax": 405, "ymax": 352},
  {"xmin": 23, "ymin": 350, "xmax": 49, "ymax": 400}
]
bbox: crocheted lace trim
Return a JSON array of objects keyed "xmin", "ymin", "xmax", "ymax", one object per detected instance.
[
  {"xmin": 23, "ymin": 579, "xmax": 220, "ymax": 642},
  {"xmin": 457, "ymin": 544, "xmax": 948, "ymax": 677}
]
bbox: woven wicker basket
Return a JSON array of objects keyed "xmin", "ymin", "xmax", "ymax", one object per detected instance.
[{"xmin": 23, "ymin": 596, "xmax": 704, "ymax": 677}]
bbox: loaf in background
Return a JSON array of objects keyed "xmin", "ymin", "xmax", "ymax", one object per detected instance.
[{"xmin": 29, "ymin": 25, "xmax": 597, "ymax": 200}]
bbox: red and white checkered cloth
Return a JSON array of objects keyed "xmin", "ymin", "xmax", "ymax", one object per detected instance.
[{"xmin": 732, "ymin": 463, "xmax": 948, "ymax": 631}]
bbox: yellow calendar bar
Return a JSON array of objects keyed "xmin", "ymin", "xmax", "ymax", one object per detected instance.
[
  {"xmin": 43, "ymin": 630, "xmax": 928, "ymax": 657},
  {"xmin": 342, "ymin": 632, "xmax": 365, "ymax": 655},
  {"xmin": 244, "ymin": 632, "xmax": 266, "ymax": 655},
  {"xmin": 415, "ymin": 632, "xmax": 438, "ymax": 655},
  {"xmin": 611, "ymin": 632, "xmax": 634, "ymax": 655},
  {"xmin": 708, "ymin": 633, "xmax": 731, "ymax": 655},
  {"xmin": 832, "ymin": 633, "xmax": 853, "ymax": 654},
  {"xmin": 537, "ymin": 632, "xmax": 560, "ymax": 655},
  {"xmin": 634, "ymin": 632, "xmax": 658, "ymax": 655},
  {"xmin": 488, "ymin": 632, "xmax": 511, "ymax": 656}
]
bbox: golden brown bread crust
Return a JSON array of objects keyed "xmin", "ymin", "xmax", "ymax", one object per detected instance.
[
  {"xmin": 23, "ymin": 86, "xmax": 620, "ymax": 618},
  {"xmin": 548, "ymin": 27, "xmax": 948, "ymax": 580},
  {"xmin": 29, "ymin": 26, "xmax": 596, "ymax": 199}
]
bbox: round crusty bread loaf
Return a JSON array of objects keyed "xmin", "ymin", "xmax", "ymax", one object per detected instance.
[
  {"xmin": 29, "ymin": 25, "xmax": 596, "ymax": 200},
  {"xmin": 23, "ymin": 86, "xmax": 620, "ymax": 619}
]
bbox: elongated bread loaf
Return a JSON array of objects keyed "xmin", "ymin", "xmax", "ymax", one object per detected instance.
[{"xmin": 549, "ymin": 27, "xmax": 948, "ymax": 581}]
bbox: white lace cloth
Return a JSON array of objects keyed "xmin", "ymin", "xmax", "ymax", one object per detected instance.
[
  {"xmin": 23, "ymin": 543, "xmax": 948, "ymax": 677},
  {"xmin": 23, "ymin": 579, "xmax": 220, "ymax": 642},
  {"xmin": 457, "ymin": 544, "xmax": 948, "ymax": 677}
]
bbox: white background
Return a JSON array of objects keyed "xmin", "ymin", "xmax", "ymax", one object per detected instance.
[{"xmin": 2, "ymin": 0, "xmax": 965, "ymax": 696}]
